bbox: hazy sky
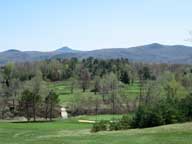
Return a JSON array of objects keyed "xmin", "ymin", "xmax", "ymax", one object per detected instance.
[{"xmin": 0, "ymin": 0, "xmax": 192, "ymax": 51}]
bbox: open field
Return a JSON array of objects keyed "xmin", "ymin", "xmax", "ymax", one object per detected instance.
[{"xmin": 0, "ymin": 117, "xmax": 192, "ymax": 144}]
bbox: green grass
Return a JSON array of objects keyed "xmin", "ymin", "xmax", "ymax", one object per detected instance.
[
  {"xmin": 0, "ymin": 118, "xmax": 192, "ymax": 144},
  {"xmin": 49, "ymin": 81, "xmax": 72, "ymax": 105},
  {"xmin": 120, "ymin": 82, "xmax": 140, "ymax": 100},
  {"xmin": 75, "ymin": 114, "xmax": 123, "ymax": 121},
  {"xmin": 49, "ymin": 80, "xmax": 140, "ymax": 106}
]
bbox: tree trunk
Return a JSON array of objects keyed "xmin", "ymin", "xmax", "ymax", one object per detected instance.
[
  {"xmin": 45, "ymin": 103, "xmax": 48, "ymax": 120},
  {"xmin": 112, "ymin": 93, "xmax": 115, "ymax": 117},
  {"xmin": 49, "ymin": 102, "xmax": 53, "ymax": 121},
  {"xmin": 83, "ymin": 87, "xmax": 86, "ymax": 92},
  {"xmin": 32, "ymin": 96, "xmax": 36, "ymax": 122},
  {"xmin": 12, "ymin": 92, "xmax": 16, "ymax": 115},
  {"xmin": 26, "ymin": 103, "xmax": 30, "ymax": 122}
]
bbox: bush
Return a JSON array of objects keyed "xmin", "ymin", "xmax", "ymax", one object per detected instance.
[
  {"xmin": 109, "ymin": 121, "xmax": 122, "ymax": 131},
  {"xmin": 161, "ymin": 104, "xmax": 181, "ymax": 124},
  {"xmin": 180, "ymin": 93, "xmax": 192, "ymax": 120},
  {"xmin": 119, "ymin": 115, "xmax": 131, "ymax": 130},
  {"xmin": 91, "ymin": 120, "xmax": 108, "ymax": 133},
  {"xmin": 131, "ymin": 105, "xmax": 164, "ymax": 128},
  {"xmin": 131, "ymin": 97, "xmax": 185, "ymax": 128},
  {"xmin": 109, "ymin": 115, "xmax": 131, "ymax": 131}
]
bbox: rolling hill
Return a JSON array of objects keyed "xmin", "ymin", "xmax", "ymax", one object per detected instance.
[
  {"xmin": 53, "ymin": 43, "xmax": 192, "ymax": 64},
  {"xmin": 0, "ymin": 47, "xmax": 78, "ymax": 64},
  {"xmin": 1, "ymin": 43, "xmax": 192, "ymax": 64}
]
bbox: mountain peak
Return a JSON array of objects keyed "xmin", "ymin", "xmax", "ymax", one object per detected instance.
[
  {"xmin": 141, "ymin": 43, "xmax": 164, "ymax": 50},
  {"xmin": 56, "ymin": 47, "xmax": 74, "ymax": 52},
  {"xmin": 4, "ymin": 49, "xmax": 21, "ymax": 53},
  {"xmin": 148, "ymin": 43, "xmax": 163, "ymax": 47}
]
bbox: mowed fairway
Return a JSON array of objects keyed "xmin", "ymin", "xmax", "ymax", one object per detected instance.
[
  {"xmin": 1, "ymin": 118, "xmax": 192, "ymax": 144},
  {"xmin": 49, "ymin": 81, "xmax": 140, "ymax": 106}
]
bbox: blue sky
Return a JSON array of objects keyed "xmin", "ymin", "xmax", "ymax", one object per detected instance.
[{"xmin": 0, "ymin": 0, "xmax": 192, "ymax": 51}]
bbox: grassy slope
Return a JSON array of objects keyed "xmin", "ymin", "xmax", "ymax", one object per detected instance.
[
  {"xmin": 0, "ymin": 119, "xmax": 192, "ymax": 144},
  {"xmin": 2, "ymin": 81, "xmax": 190, "ymax": 143}
]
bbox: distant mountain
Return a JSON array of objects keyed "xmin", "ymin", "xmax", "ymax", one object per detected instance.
[
  {"xmin": 1, "ymin": 43, "xmax": 192, "ymax": 64},
  {"xmin": 0, "ymin": 49, "xmax": 31, "ymax": 64},
  {"xmin": 55, "ymin": 47, "xmax": 79, "ymax": 53},
  {"xmin": 0, "ymin": 47, "xmax": 78, "ymax": 64},
  {"xmin": 52, "ymin": 43, "xmax": 192, "ymax": 64}
]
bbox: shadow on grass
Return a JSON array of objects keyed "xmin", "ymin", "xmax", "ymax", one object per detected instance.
[
  {"xmin": 59, "ymin": 92, "xmax": 71, "ymax": 95},
  {"xmin": 11, "ymin": 120, "xmax": 56, "ymax": 124}
]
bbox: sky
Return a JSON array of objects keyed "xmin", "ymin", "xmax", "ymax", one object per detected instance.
[{"xmin": 0, "ymin": 0, "xmax": 192, "ymax": 52}]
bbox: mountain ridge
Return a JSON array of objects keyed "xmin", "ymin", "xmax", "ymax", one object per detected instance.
[{"xmin": 1, "ymin": 43, "xmax": 192, "ymax": 64}]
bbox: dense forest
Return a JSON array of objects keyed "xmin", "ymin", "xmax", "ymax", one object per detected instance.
[{"xmin": 0, "ymin": 57, "xmax": 192, "ymax": 129}]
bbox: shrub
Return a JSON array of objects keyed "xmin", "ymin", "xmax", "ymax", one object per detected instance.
[
  {"xmin": 119, "ymin": 115, "xmax": 131, "ymax": 130},
  {"xmin": 91, "ymin": 120, "xmax": 108, "ymax": 133},
  {"xmin": 109, "ymin": 121, "xmax": 122, "ymax": 131},
  {"xmin": 131, "ymin": 105, "xmax": 164, "ymax": 128},
  {"xmin": 131, "ymin": 97, "xmax": 185, "ymax": 128},
  {"xmin": 161, "ymin": 104, "xmax": 180, "ymax": 124},
  {"xmin": 109, "ymin": 115, "xmax": 131, "ymax": 131},
  {"xmin": 180, "ymin": 93, "xmax": 192, "ymax": 120}
]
